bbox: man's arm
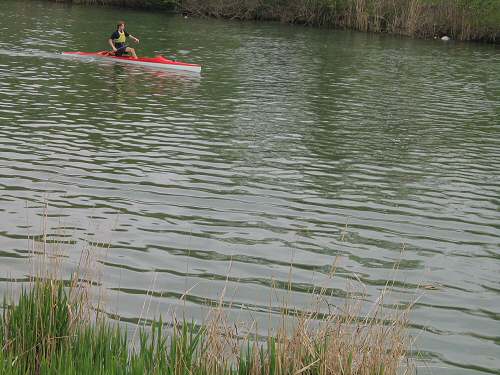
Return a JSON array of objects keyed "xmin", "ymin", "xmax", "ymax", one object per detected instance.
[
  {"xmin": 108, "ymin": 38, "xmax": 117, "ymax": 51},
  {"xmin": 128, "ymin": 34, "xmax": 140, "ymax": 43}
]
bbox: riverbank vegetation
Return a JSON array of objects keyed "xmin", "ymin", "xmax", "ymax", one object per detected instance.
[
  {"xmin": 0, "ymin": 237, "xmax": 413, "ymax": 374},
  {"xmin": 46, "ymin": 0, "xmax": 500, "ymax": 42},
  {"xmin": 0, "ymin": 278, "xmax": 412, "ymax": 374}
]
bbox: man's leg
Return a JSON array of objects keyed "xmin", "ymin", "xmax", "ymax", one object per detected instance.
[{"xmin": 126, "ymin": 47, "xmax": 137, "ymax": 59}]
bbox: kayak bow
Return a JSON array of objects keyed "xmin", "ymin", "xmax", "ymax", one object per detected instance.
[{"xmin": 62, "ymin": 51, "xmax": 201, "ymax": 73}]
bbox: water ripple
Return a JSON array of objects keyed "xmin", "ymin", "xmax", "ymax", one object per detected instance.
[{"xmin": 0, "ymin": 1, "xmax": 499, "ymax": 374}]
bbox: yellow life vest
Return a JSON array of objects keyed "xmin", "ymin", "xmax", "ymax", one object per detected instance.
[{"xmin": 115, "ymin": 31, "xmax": 126, "ymax": 43}]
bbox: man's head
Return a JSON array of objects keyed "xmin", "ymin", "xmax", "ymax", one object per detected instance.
[{"xmin": 117, "ymin": 21, "xmax": 125, "ymax": 31}]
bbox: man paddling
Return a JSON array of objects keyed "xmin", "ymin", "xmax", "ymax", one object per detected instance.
[{"xmin": 108, "ymin": 21, "xmax": 139, "ymax": 59}]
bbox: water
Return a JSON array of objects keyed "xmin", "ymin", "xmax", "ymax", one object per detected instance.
[{"xmin": 1, "ymin": 0, "xmax": 499, "ymax": 373}]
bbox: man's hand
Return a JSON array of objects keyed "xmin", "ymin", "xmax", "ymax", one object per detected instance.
[{"xmin": 133, "ymin": 37, "xmax": 140, "ymax": 44}]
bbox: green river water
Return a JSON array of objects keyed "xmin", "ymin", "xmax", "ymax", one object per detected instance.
[{"xmin": 1, "ymin": 1, "xmax": 499, "ymax": 373}]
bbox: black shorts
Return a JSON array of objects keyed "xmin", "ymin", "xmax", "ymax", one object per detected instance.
[{"xmin": 115, "ymin": 45, "xmax": 127, "ymax": 56}]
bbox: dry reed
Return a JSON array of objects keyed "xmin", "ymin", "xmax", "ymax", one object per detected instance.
[{"xmin": 1, "ymin": 206, "xmax": 415, "ymax": 374}]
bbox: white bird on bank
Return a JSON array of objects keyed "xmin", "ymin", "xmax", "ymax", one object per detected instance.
[{"xmin": 441, "ymin": 36, "xmax": 450, "ymax": 41}]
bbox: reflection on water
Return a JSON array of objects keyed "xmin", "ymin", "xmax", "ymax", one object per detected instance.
[{"xmin": 0, "ymin": 1, "xmax": 499, "ymax": 374}]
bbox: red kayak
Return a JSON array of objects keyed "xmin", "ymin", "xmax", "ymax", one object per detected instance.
[{"xmin": 62, "ymin": 51, "xmax": 201, "ymax": 73}]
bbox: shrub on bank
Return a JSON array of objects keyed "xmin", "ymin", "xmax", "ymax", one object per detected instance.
[{"xmin": 48, "ymin": 0, "xmax": 179, "ymax": 10}]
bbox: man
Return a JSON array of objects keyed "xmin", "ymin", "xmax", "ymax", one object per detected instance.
[{"xmin": 108, "ymin": 21, "xmax": 140, "ymax": 59}]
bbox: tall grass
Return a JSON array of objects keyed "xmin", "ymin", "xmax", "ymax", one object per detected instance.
[
  {"xmin": 44, "ymin": 0, "xmax": 500, "ymax": 41},
  {"xmin": 177, "ymin": 0, "xmax": 500, "ymax": 41},
  {"xmin": 1, "ymin": 256, "xmax": 414, "ymax": 374},
  {"xmin": 1, "ymin": 278, "xmax": 413, "ymax": 374},
  {"xmin": 0, "ymin": 208, "xmax": 414, "ymax": 374}
]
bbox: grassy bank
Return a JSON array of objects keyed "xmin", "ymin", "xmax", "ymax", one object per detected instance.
[
  {"xmin": 45, "ymin": 0, "xmax": 500, "ymax": 42},
  {"xmin": 0, "ymin": 275, "xmax": 412, "ymax": 374}
]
